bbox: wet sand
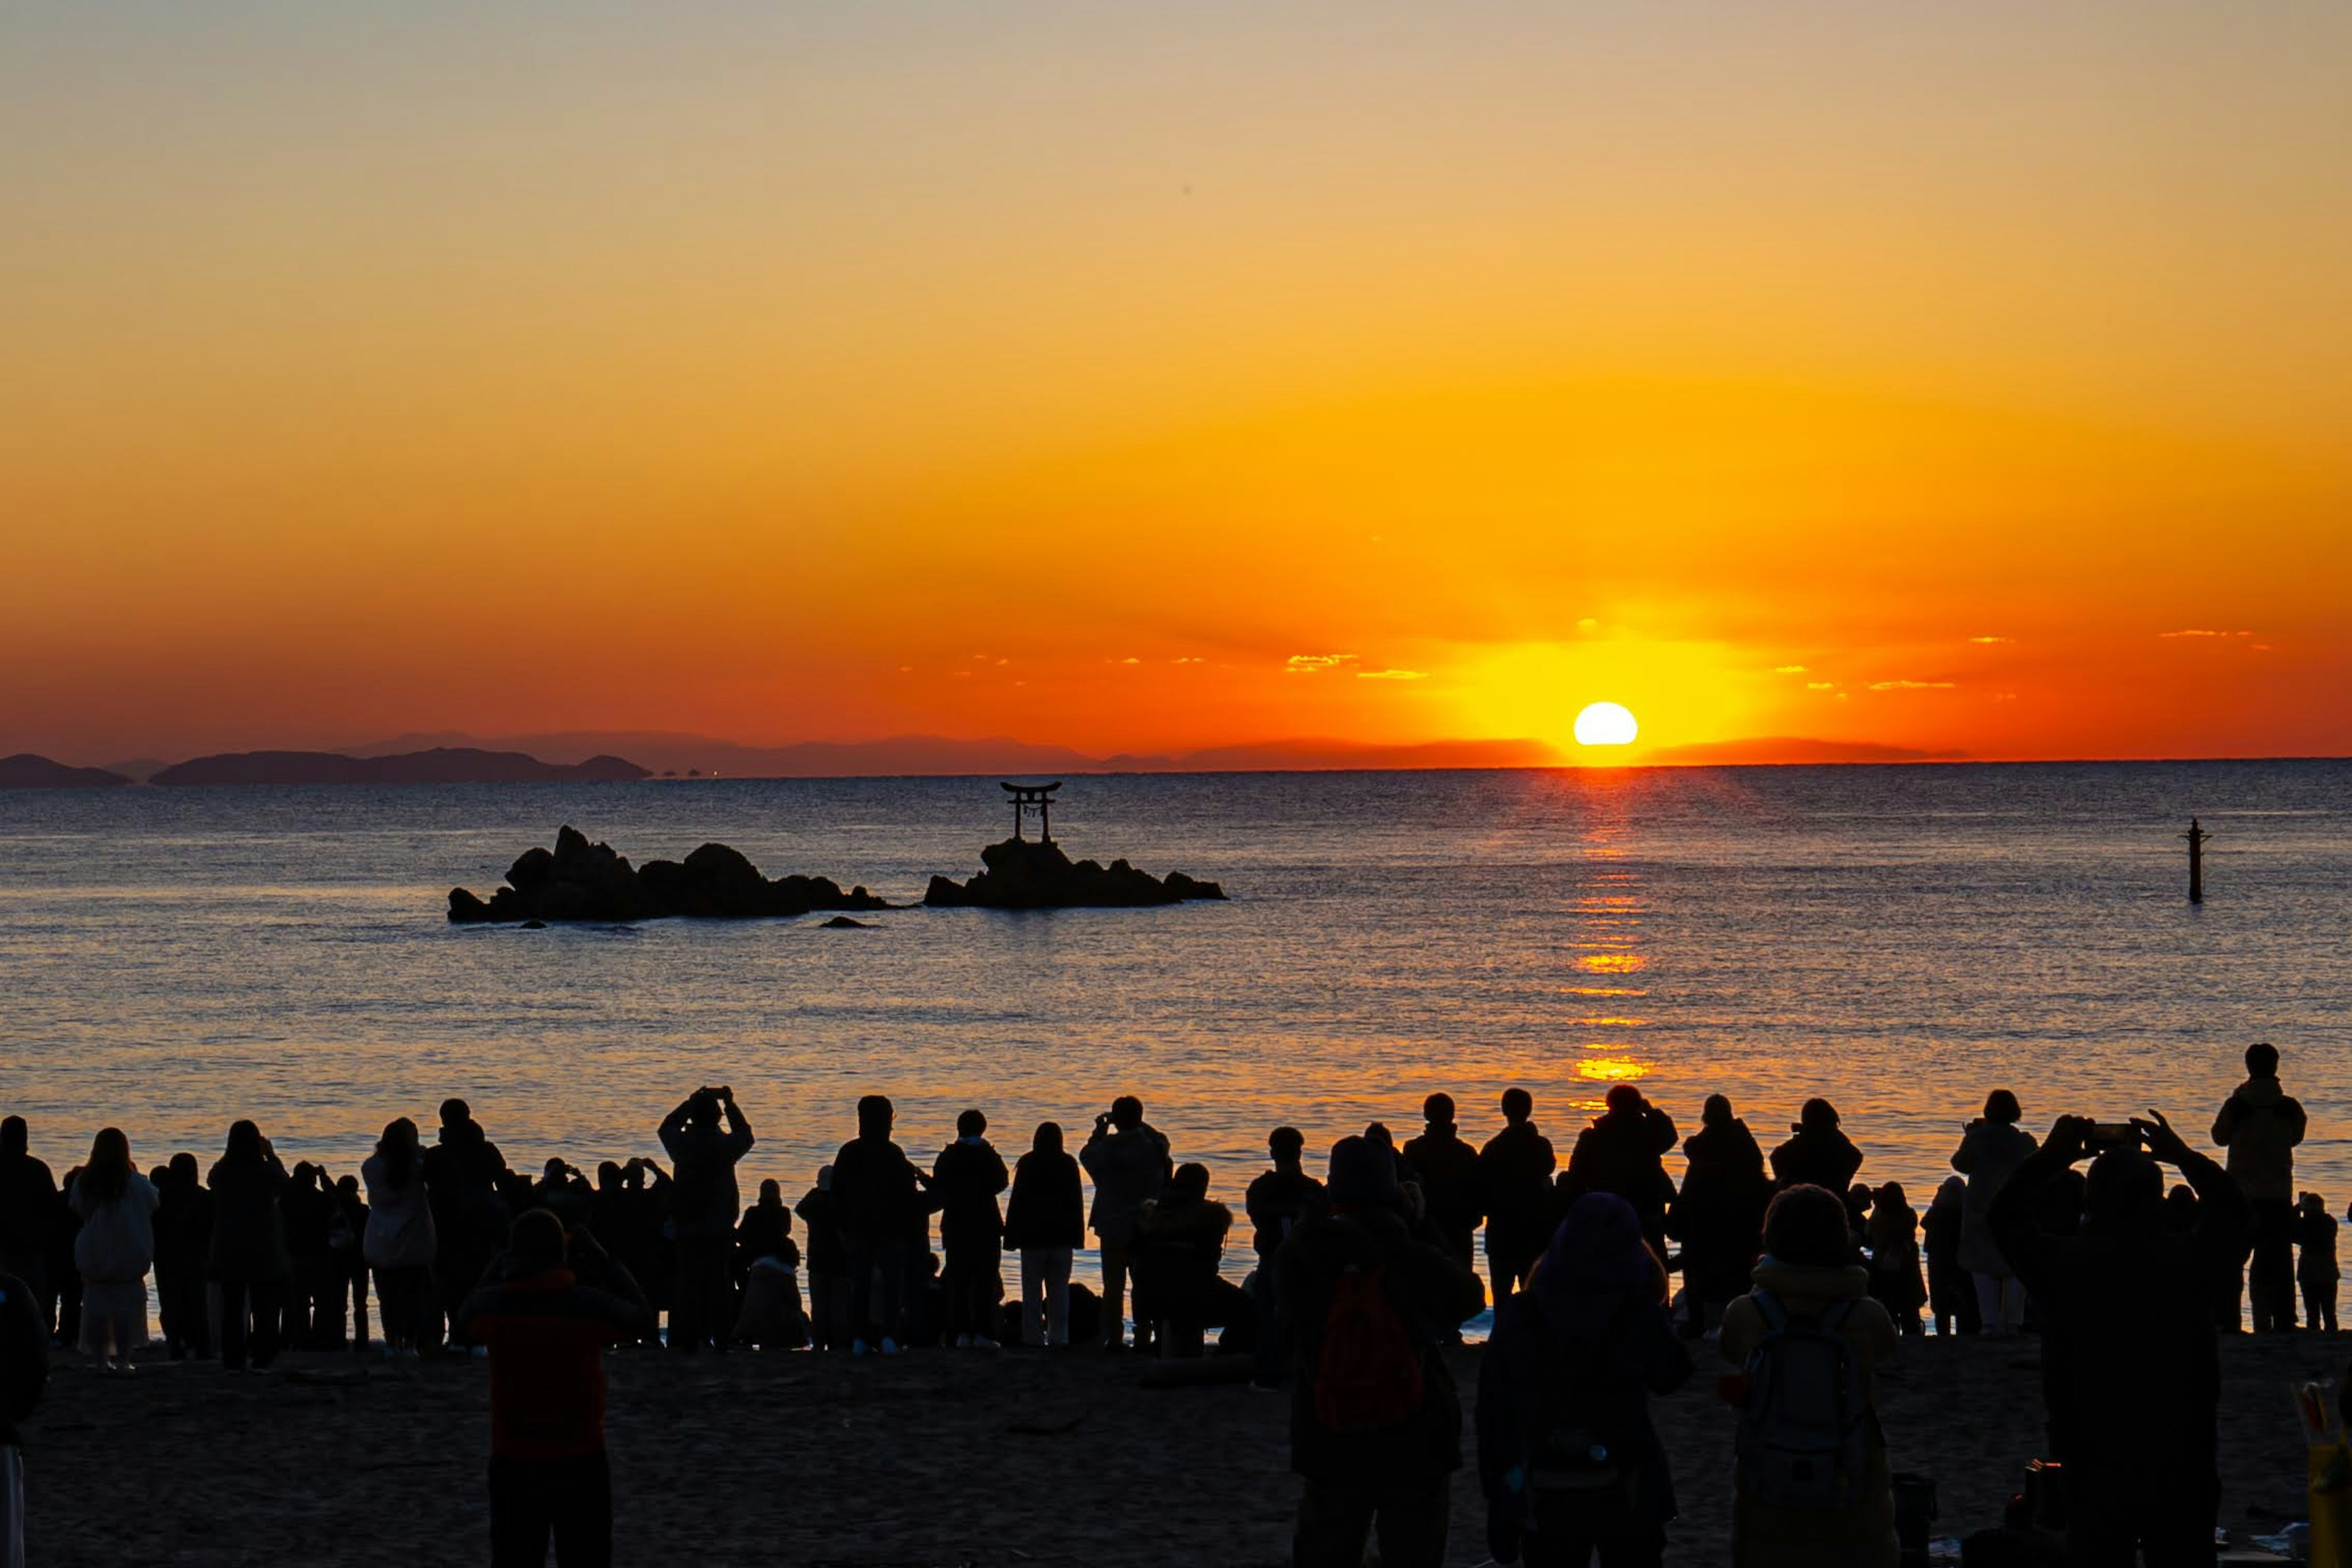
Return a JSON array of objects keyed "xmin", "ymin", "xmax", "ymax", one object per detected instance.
[{"xmin": 23, "ymin": 1332, "xmax": 2340, "ymax": 1565}]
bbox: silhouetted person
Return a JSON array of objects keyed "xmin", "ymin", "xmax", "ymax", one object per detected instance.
[
  {"xmin": 152, "ymin": 1152, "xmax": 214, "ymax": 1359},
  {"xmin": 1864, "ymin": 1181, "xmax": 1925, "ymax": 1337},
  {"xmin": 1991, "ymin": 1113, "xmax": 2248, "ymax": 1564},
  {"xmin": 65, "ymin": 1128, "xmax": 157, "ymax": 1368},
  {"xmin": 795, "ymin": 1167, "xmax": 847, "ymax": 1351},
  {"xmin": 0, "ymin": 1268, "xmax": 48, "ymax": 1567},
  {"xmin": 1001, "ymin": 1123, "xmax": 1083, "ymax": 1348},
  {"xmin": 1401, "ymin": 1093, "xmax": 1485, "ymax": 1268},
  {"xmin": 1667, "ymin": 1095, "xmax": 1772, "ymax": 1339},
  {"xmin": 2212, "ymin": 1042, "xmax": 2305, "ymax": 1332},
  {"xmin": 1564, "ymin": 1085, "xmax": 1679, "ymax": 1257},
  {"xmin": 932, "ymin": 1109, "xmax": 1009, "ymax": 1348},
  {"xmin": 1478, "ymin": 1192, "xmax": 1691, "ymax": 1567},
  {"xmin": 207, "ymin": 1120, "xmax": 292, "ymax": 1372},
  {"xmin": 1480, "ymin": 1088, "xmax": 1559, "ymax": 1303},
  {"xmin": 1364, "ymin": 1122, "xmax": 1422, "ymax": 1195},
  {"xmin": 731, "ymin": 1181, "xmax": 808, "ymax": 1349},
  {"xmin": 1770, "ymin": 1098, "xmax": 1862, "ymax": 1195},
  {"xmin": 1720, "ymin": 1183, "xmax": 1899, "ymax": 1564},
  {"xmin": 601, "ymin": 1159, "xmax": 669, "ymax": 1332},
  {"xmin": 2299, "ymin": 1194, "xmax": 2340, "ymax": 1333},
  {"xmin": 1080, "ymin": 1095, "xmax": 1170, "ymax": 1351},
  {"xmin": 331, "ymin": 1172, "xmax": 370, "ymax": 1351},
  {"xmin": 1245, "ymin": 1126, "xmax": 1325, "ymax": 1382},
  {"xmin": 527, "ymin": 1161, "xmax": 596, "ymax": 1237},
  {"xmin": 1951, "ymin": 1088, "xmax": 2037, "ymax": 1336},
  {"xmin": 456, "ymin": 1209, "xmax": 652, "ymax": 1568},
  {"xmin": 658, "ymin": 1085, "xmax": 755, "ymax": 1353},
  {"xmin": 832, "ymin": 1095, "xmax": 929, "ymax": 1356},
  {"xmin": 363, "ymin": 1117, "xmax": 438, "ymax": 1359},
  {"xmin": 282, "ymin": 1161, "xmax": 340, "ymax": 1348},
  {"xmin": 1278, "ymin": 1137, "xmax": 1485, "ymax": 1568},
  {"xmin": 424, "ymin": 1099, "xmax": 510, "ymax": 1346},
  {"xmin": 1920, "ymin": 1177, "xmax": 1977, "ymax": 1336},
  {"xmin": 1133, "ymin": 1162, "xmax": 1251, "ymax": 1355},
  {"xmin": 0, "ymin": 1122, "xmax": 56, "ymax": 1333}
]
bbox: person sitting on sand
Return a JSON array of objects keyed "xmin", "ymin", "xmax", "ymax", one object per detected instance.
[
  {"xmin": 2299, "ymin": 1193, "xmax": 2339, "ymax": 1333},
  {"xmin": 1920, "ymin": 1177, "xmax": 1977, "ymax": 1336},
  {"xmin": 657, "ymin": 1085, "xmax": 755, "ymax": 1354},
  {"xmin": 931, "ymin": 1109, "xmax": 1009, "ymax": 1349},
  {"xmin": 1769, "ymin": 1098, "xmax": 1863, "ymax": 1196},
  {"xmin": 1080, "ymin": 1095, "xmax": 1171, "ymax": 1352},
  {"xmin": 361, "ymin": 1117, "xmax": 437, "ymax": 1360},
  {"xmin": 731, "ymin": 1182, "xmax": 809, "ymax": 1349},
  {"xmin": 1478, "ymin": 1191, "xmax": 1691, "ymax": 1568},
  {"xmin": 1132, "ymin": 1162, "xmax": 1251, "ymax": 1355},
  {"xmin": 1002, "ymin": 1123, "xmax": 1084, "ymax": 1348},
  {"xmin": 1480, "ymin": 1088, "xmax": 1559, "ymax": 1304},
  {"xmin": 1562, "ymin": 1085, "xmax": 1679, "ymax": 1259},
  {"xmin": 1719, "ymin": 1183, "xmax": 1899, "ymax": 1567},
  {"xmin": 1990, "ymin": 1112, "xmax": 2247, "ymax": 1564},
  {"xmin": 1401, "ymin": 1093, "xmax": 1485, "ymax": 1269},
  {"xmin": 207, "ymin": 1120, "xmax": 292, "ymax": 1373},
  {"xmin": 831, "ymin": 1095, "xmax": 932, "ymax": 1357},
  {"xmin": 1950, "ymin": 1088, "xmax": 2038, "ymax": 1336},
  {"xmin": 456, "ymin": 1209, "xmax": 653, "ymax": 1568},
  {"xmin": 1666, "ymin": 1095, "xmax": 1771, "ymax": 1341},
  {"xmin": 1277, "ymin": 1136, "xmax": 1486, "ymax": 1568},
  {"xmin": 795, "ymin": 1166, "xmax": 848, "ymax": 1351},
  {"xmin": 1863, "ymin": 1182, "xmax": 1926, "ymax": 1336},
  {"xmin": 64, "ymin": 1128, "xmax": 158, "ymax": 1370}
]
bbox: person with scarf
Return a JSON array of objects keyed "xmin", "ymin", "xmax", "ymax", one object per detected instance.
[{"xmin": 1478, "ymin": 1192, "xmax": 1691, "ymax": 1566}]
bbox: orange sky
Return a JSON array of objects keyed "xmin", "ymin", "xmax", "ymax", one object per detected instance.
[{"xmin": 4, "ymin": 4, "xmax": 2348, "ymax": 765}]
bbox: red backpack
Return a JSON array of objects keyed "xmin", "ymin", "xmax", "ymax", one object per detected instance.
[{"xmin": 1312, "ymin": 1242, "xmax": 1427, "ymax": 1432}]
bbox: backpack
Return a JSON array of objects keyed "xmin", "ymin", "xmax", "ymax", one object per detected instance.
[
  {"xmin": 1311, "ymin": 1226, "xmax": 1427, "ymax": 1433},
  {"xmin": 1735, "ymin": 1290, "xmax": 1871, "ymax": 1511}
]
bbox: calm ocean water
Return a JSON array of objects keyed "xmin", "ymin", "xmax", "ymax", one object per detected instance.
[{"xmin": 2, "ymin": 761, "xmax": 2345, "ymax": 1300}]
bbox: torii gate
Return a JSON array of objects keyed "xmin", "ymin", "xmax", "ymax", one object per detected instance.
[{"xmin": 1001, "ymin": 782, "xmax": 1061, "ymax": 842}]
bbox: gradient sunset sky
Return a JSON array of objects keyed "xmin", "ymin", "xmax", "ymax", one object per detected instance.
[{"xmin": 5, "ymin": 2, "xmax": 2347, "ymax": 765}]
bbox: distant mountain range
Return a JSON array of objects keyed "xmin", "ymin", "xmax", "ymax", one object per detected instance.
[
  {"xmin": 148, "ymin": 748, "xmax": 652, "ymax": 787},
  {"xmin": 0, "ymin": 753, "xmax": 134, "ymax": 790}
]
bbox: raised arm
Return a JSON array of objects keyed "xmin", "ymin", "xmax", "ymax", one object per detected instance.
[
  {"xmin": 1988, "ymin": 1117, "xmax": 2089, "ymax": 1292},
  {"xmin": 2138, "ymin": 1111, "xmax": 2252, "ymax": 1268},
  {"xmin": 722, "ymin": 1093, "xmax": 754, "ymax": 1157}
]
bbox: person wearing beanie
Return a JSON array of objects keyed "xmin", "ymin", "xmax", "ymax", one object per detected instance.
[{"xmin": 1276, "ymin": 1137, "xmax": 1485, "ymax": 1568}]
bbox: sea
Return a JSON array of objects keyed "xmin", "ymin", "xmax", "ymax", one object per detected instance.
[{"xmin": 3, "ymin": 760, "xmax": 2345, "ymax": 1310}]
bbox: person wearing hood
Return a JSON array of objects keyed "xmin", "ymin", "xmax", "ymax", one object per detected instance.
[
  {"xmin": 1950, "ymin": 1089, "xmax": 2038, "ymax": 1336},
  {"xmin": 1402, "ymin": 1093, "xmax": 1486, "ymax": 1268},
  {"xmin": 1131, "ymin": 1163, "xmax": 1249, "ymax": 1355},
  {"xmin": 1079, "ymin": 1095, "xmax": 1171, "ymax": 1352},
  {"xmin": 456, "ymin": 1209, "xmax": 652, "ymax": 1568},
  {"xmin": 794, "ymin": 1166, "xmax": 848, "ymax": 1352},
  {"xmin": 1480, "ymin": 1088, "xmax": 1559, "ymax": 1303},
  {"xmin": 931, "ymin": 1109, "xmax": 1009, "ymax": 1349},
  {"xmin": 830, "ymin": 1095, "xmax": 932, "ymax": 1356},
  {"xmin": 1478, "ymin": 1192, "xmax": 1691, "ymax": 1567},
  {"xmin": 1562, "ymin": 1087, "xmax": 1679, "ymax": 1259},
  {"xmin": 206, "ymin": 1120, "xmax": 292, "ymax": 1373},
  {"xmin": 1002, "ymin": 1123, "xmax": 1084, "ymax": 1348},
  {"xmin": 2212, "ymin": 1042, "xmax": 2306, "ymax": 1332},
  {"xmin": 1278, "ymin": 1137, "xmax": 1487, "ymax": 1568},
  {"xmin": 1990, "ymin": 1112, "xmax": 2247, "ymax": 1563},
  {"xmin": 1769, "ymin": 1099, "xmax": 1863, "ymax": 1196},
  {"xmin": 1719, "ymin": 1183, "xmax": 1900, "ymax": 1567},
  {"xmin": 1919, "ymin": 1178, "xmax": 1977, "ymax": 1336},
  {"xmin": 1667, "ymin": 1095, "xmax": 1772, "ymax": 1339}
]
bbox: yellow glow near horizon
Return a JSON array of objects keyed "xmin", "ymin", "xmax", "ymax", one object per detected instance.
[{"xmin": 1574, "ymin": 703, "xmax": 1641, "ymax": 747}]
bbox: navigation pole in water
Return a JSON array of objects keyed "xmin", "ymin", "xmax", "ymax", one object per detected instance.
[
  {"xmin": 2184, "ymin": 816, "xmax": 2212, "ymax": 903},
  {"xmin": 1002, "ymin": 781, "xmax": 1061, "ymax": 843}
]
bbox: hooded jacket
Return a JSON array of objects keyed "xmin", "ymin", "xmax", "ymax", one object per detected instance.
[
  {"xmin": 2211, "ymin": 1076, "xmax": 2306, "ymax": 1203},
  {"xmin": 1950, "ymin": 1120, "xmax": 2038, "ymax": 1275}
]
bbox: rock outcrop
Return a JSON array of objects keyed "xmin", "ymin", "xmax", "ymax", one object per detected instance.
[
  {"xmin": 923, "ymin": 837, "xmax": 1225, "ymax": 910},
  {"xmin": 450, "ymin": 826, "xmax": 889, "ymax": 924}
]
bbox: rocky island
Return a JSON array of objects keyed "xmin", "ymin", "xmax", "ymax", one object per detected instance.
[
  {"xmin": 924, "ymin": 835, "xmax": 1225, "ymax": 910},
  {"xmin": 449, "ymin": 826, "xmax": 889, "ymax": 924}
]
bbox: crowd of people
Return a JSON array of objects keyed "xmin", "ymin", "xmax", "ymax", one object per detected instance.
[{"xmin": 0, "ymin": 1044, "xmax": 2332, "ymax": 1566}]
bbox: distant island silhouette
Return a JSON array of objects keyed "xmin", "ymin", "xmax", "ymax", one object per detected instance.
[
  {"xmin": 0, "ymin": 753, "xmax": 134, "ymax": 790},
  {"xmin": 450, "ymin": 826, "xmax": 888, "ymax": 923},
  {"xmin": 151, "ymin": 747, "xmax": 651, "ymax": 787}
]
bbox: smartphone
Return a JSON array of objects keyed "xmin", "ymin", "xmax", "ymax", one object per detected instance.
[{"xmin": 2087, "ymin": 1121, "xmax": 2138, "ymax": 1153}]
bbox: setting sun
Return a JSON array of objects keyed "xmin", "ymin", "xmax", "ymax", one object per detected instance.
[{"xmin": 1573, "ymin": 702, "xmax": 1640, "ymax": 747}]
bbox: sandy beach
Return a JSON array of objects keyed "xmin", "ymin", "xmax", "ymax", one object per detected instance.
[{"xmin": 21, "ymin": 1330, "xmax": 2340, "ymax": 1566}]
